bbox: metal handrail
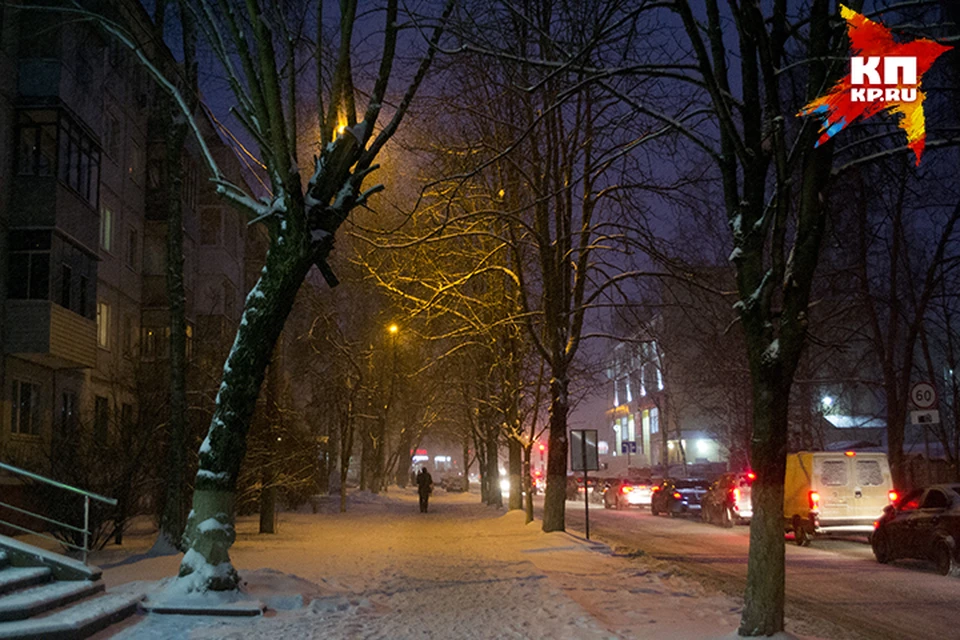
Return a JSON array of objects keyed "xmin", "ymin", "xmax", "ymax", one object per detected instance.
[
  {"xmin": 0, "ymin": 461, "xmax": 118, "ymax": 564},
  {"xmin": 0, "ymin": 462, "xmax": 117, "ymax": 505}
]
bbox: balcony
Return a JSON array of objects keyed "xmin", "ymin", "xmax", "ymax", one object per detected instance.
[{"xmin": 4, "ymin": 300, "xmax": 97, "ymax": 369}]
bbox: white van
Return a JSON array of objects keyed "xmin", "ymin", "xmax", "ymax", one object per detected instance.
[{"xmin": 783, "ymin": 451, "xmax": 896, "ymax": 546}]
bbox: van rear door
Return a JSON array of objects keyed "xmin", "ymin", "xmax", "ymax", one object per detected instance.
[
  {"xmin": 814, "ymin": 456, "xmax": 851, "ymax": 520},
  {"xmin": 852, "ymin": 454, "xmax": 892, "ymax": 522}
]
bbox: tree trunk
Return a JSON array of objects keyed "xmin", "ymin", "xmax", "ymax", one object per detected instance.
[
  {"xmin": 395, "ymin": 428, "xmax": 412, "ymax": 487},
  {"xmin": 486, "ymin": 422, "xmax": 502, "ymax": 507},
  {"xmin": 462, "ymin": 433, "xmax": 471, "ymax": 492},
  {"xmin": 542, "ymin": 375, "xmax": 569, "ymax": 532},
  {"xmin": 178, "ymin": 241, "xmax": 312, "ymax": 591},
  {"xmin": 259, "ymin": 485, "xmax": 276, "ymax": 533},
  {"xmin": 739, "ymin": 379, "xmax": 789, "ymax": 636},
  {"xmin": 508, "ymin": 435, "xmax": 522, "ymax": 510},
  {"xmin": 523, "ymin": 444, "xmax": 534, "ymax": 524},
  {"xmin": 157, "ymin": 108, "xmax": 190, "ymax": 552},
  {"xmin": 887, "ymin": 384, "xmax": 907, "ymax": 488}
]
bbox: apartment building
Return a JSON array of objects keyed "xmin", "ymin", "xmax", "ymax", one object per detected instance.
[{"xmin": 0, "ymin": 1, "xmax": 252, "ymax": 475}]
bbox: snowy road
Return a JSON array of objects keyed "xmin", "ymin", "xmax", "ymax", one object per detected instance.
[{"xmin": 555, "ymin": 499, "xmax": 960, "ymax": 640}]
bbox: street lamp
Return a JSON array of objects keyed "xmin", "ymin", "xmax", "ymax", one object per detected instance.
[{"xmin": 388, "ymin": 323, "xmax": 399, "ymax": 335}]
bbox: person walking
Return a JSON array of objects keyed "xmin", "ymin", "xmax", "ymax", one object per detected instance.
[{"xmin": 417, "ymin": 467, "xmax": 433, "ymax": 513}]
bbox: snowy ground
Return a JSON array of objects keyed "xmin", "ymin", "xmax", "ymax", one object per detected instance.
[{"xmin": 84, "ymin": 489, "xmax": 825, "ymax": 639}]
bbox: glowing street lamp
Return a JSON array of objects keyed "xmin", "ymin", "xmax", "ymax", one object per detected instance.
[{"xmin": 388, "ymin": 323, "xmax": 399, "ymax": 335}]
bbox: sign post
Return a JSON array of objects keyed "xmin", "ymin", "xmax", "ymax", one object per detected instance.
[
  {"xmin": 571, "ymin": 429, "xmax": 599, "ymax": 540},
  {"xmin": 910, "ymin": 381, "xmax": 940, "ymax": 426},
  {"xmin": 621, "ymin": 441, "xmax": 637, "ymax": 471},
  {"xmin": 910, "ymin": 382, "xmax": 937, "ymax": 409}
]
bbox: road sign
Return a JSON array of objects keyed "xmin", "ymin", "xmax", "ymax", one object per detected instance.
[
  {"xmin": 570, "ymin": 430, "xmax": 599, "ymax": 471},
  {"xmin": 910, "ymin": 382, "xmax": 938, "ymax": 409},
  {"xmin": 911, "ymin": 410, "xmax": 940, "ymax": 425},
  {"xmin": 621, "ymin": 441, "xmax": 637, "ymax": 455}
]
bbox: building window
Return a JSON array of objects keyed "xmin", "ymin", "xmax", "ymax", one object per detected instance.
[
  {"xmin": 126, "ymin": 227, "xmax": 138, "ymax": 269},
  {"xmin": 104, "ymin": 113, "xmax": 122, "ymax": 161},
  {"xmin": 122, "ymin": 315, "xmax": 136, "ymax": 357},
  {"xmin": 60, "ymin": 391, "xmax": 78, "ymax": 436},
  {"xmin": 141, "ymin": 327, "xmax": 170, "ymax": 360},
  {"xmin": 94, "ymin": 396, "xmax": 109, "ymax": 443},
  {"xmin": 650, "ymin": 407, "xmax": 659, "ymax": 434},
  {"xmin": 11, "ymin": 380, "xmax": 41, "ymax": 436},
  {"xmin": 60, "ymin": 264, "xmax": 72, "ymax": 309},
  {"xmin": 17, "ymin": 110, "xmax": 58, "ymax": 176},
  {"xmin": 78, "ymin": 275, "xmax": 89, "ymax": 318},
  {"xmin": 8, "ymin": 231, "xmax": 51, "ymax": 300},
  {"xmin": 97, "ymin": 301, "xmax": 110, "ymax": 349},
  {"xmin": 121, "ymin": 403, "xmax": 134, "ymax": 431},
  {"xmin": 128, "ymin": 141, "xmax": 144, "ymax": 183},
  {"xmin": 100, "ymin": 206, "xmax": 113, "ymax": 252},
  {"xmin": 58, "ymin": 114, "xmax": 100, "ymax": 206}
]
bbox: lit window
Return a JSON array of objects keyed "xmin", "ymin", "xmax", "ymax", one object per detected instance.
[
  {"xmin": 97, "ymin": 301, "xmax": 110, "ymax": 348},
  {"xmin": 100, "ymin": 206, "xmax": 113, "ymax": 252}
]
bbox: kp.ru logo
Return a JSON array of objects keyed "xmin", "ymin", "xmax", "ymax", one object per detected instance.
[{"xmin": 798, "ymin": 5, "xmax": 952, "ymax": 165}]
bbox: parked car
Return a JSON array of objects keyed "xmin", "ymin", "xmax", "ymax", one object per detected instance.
[
  {"xmin": 650, "ymin": 478, "xmax": 710, "ymax": 517},
  {"xmin": 440, "ymin": 476, "xmax": 466, "ymax": 492},
  {"xmin": 872, "ymin": 484, "xmax": 960, "ymax": 576},
  {"xmin": 702, "ymin": 471, "xmax": 755, "ymax": 527},
  {"xmin": 602, "ymin": 478, "xmax": 655, "ymax": 510},
  {"xmin": 784, "ymin": 451, "xmax": 896, "ymax": 546}
]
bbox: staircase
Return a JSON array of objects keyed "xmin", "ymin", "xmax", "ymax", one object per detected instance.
[
  {"xmin": 0, "ymin": 544, "xmax": 143, "ymax": 640},
  {"xmin": 0, "ymin": 461, "xmax": 145, "ymax": 639}
]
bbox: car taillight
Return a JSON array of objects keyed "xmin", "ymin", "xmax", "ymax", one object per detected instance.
[
  {"xmin": 621, "ymin": 486, "xmax": 633, "ymax": 494},
  {"xmin": 809, "ymin": 491, "xmax": 820, "ymax": 510},
  {"xmin": 652, "ymin": 485, "xmax": 660, "ymax": 492},
  {"xmin": 732, "ymin": 487, "xmax": 741, "ymax": 503},
  {"xmin": 888, "ymin": 490, "xmax": 898, "ymax": 503},
  {"xmin": 672, "ymin": 492, "xmax": 682, "ymax": 499},
  {"xmin": 873, "ymin": 520, "xmax": 879, "ymax": 529},
  {"xmin": 746, "ymin": 471, "xmax": 756, "ymax": 481}
]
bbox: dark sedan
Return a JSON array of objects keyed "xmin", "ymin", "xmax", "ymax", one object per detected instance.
[
  {"xmin": 650, "ymin": 478, "xmax": 711, "ymax": 517},
  {"xmin": 701, "ymin": 471, "xmax": 754, "ymax": 527},
  {"xmin": 872, "ymin": 483, "xmax": 960, "ymax": 576}
]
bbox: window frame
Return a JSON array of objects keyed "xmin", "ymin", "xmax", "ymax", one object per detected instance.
[{"xmin": 11, "ymin": 379, "xmax": 42, "ymax": 437}]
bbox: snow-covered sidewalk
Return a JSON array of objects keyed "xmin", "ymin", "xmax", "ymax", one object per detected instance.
[{"xmin": 92, "ymin": 489, "xmax": 767, "ymax": 639}]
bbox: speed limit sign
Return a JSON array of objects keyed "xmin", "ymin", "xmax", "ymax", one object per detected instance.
[{"xmin": 910, "ymin": 382, "xmax": 938, "ymax": 409}]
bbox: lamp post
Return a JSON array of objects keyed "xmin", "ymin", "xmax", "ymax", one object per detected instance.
[{"xmin": 382, "ymin": 323, "xmax": 399, "ymax": 489}]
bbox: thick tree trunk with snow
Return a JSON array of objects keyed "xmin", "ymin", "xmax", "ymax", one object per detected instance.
[
  {"xmin": 179, "ymin": 239, "xmax": 312, "ymax": 590},
  {"xmin": 542, "ymin": 376, "xmax": 569, "ymax": 532}
]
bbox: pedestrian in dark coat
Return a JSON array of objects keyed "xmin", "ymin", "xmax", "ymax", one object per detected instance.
[{"xmin": 417, "ymin": 467, "xmax": 433, "ymax": 513}]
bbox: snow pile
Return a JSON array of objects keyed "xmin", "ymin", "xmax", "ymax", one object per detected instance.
[{"xmin": 98, "ymin": 489, "xmax": 825, "ymax": 639}]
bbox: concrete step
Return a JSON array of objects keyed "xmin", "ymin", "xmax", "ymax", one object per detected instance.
[
  {"xmin": 0, "ymin": 536, "xmax": 100, "ymax": 582},
  {"xmin": 0, "ymin": 553, "xmax": 7, "ymax": 570},
  {"xmin": 0, "ymin": 569, "xmax": 51, "ymax": 598},
  {"xmin": 0, "ymin": 591, "xmax": 144, "ymax": 640},
  {"xmin": 0, "ymin": 580, "xmax": 104, "ymax": 622}
]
